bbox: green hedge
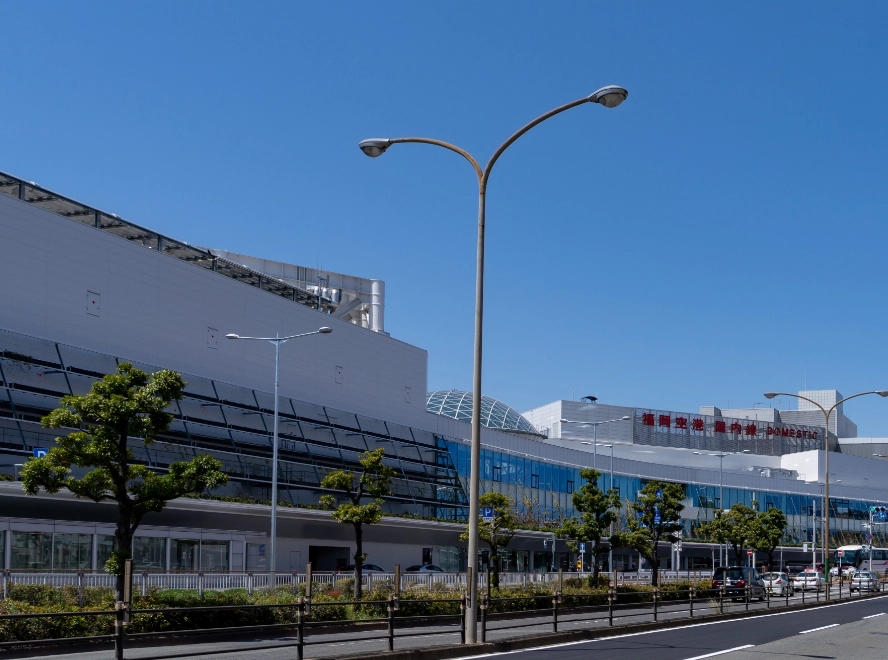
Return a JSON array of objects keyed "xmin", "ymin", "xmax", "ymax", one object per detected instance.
[{"xmin": 0, "ymin": 580, "xmax": 713, "ymax": 643}]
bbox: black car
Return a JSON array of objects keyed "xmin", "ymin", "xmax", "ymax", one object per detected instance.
[{"xmin": 711, "ymin": 566, "xmax": 766, "ymax": 600}]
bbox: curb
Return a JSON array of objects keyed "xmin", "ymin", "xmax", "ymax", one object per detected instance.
[{"xmin": 310, "ymin": 594, "xmax": 885, "ymax": 660}]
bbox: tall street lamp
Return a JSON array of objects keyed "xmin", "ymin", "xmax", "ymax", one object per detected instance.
[
  {"xmin": 359, "ymin": 85, "xmax": 628, "ymax": 642},
  {"xmin": 603, "ymin": 444, "xmax": 616, "ymax": 574},
  {"xmin": 764, "ymin": 389, "xmax": 888, "ymax": 599},
  {"xmin": 692, "ymin": 451, "xmax": 749, "ymax": 566},
  {"xmin": 227, "ymin": 327, "xmax": 333, "ymax": 578},
  {"xmin": 561, "ymin": 416, "xmax": 631, "ymax": 468}
]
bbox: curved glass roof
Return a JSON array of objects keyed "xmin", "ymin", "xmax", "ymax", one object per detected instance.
[{"xmin": 426, "ymin": 390, "xmax": 538, "ymax": 435}]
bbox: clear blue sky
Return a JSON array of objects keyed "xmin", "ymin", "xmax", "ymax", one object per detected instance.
[{"xmin": 3, "ymin": 3, "xmax": 888, "ymax": 434}]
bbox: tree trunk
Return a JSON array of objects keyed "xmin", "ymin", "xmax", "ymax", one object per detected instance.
[
  {"xmin": 353, "ymin": 523, "xmax": 363, "ymax": 601},
  {"xmin": 592, "ymin": 539, "xmax": 600, "ymax": 582},
  {"xmin": 113, "ymin": 514, "xmax": 133, "ymax": 602},
  {"xmin": 491, "ymin": 544, "xmax": 500, "ymax": 589},
  {"xmin": 650, "ymin": 554, "xmax": 660, "ymax": 586}
]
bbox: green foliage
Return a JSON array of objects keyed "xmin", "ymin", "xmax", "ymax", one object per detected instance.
[
  {"xmin": 751, "ymin": 506, "xmax": 787, "ymax": 570},
  {"xmin": 21, "ymin": 363, "xmax": 228, "ymax": 580},
  {"xmin": 319, "ymin": 448, "xmax": 396, "ymax": 599},
  {"xmin": 460, "ymin": 492, "xmax": 518, "ymax": 588},
  {"xmin": 610, "ymin": 481, "xmax": 685, "ymax": 585},
  {"xmin": 0, "ymin": 473, "xmax": 13, "ymax": 481},
  {"xmin": 558, "ymin": 468, "xmax": 620, "ymax": 578},
  {"xmin": 698, "ymin": 503, "xmax": 759, "ymax": 563}
]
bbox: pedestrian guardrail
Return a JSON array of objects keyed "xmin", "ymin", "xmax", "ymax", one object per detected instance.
[{"xmin": 0, "ymin": 563, "xmax": 876, "ymax": 660}]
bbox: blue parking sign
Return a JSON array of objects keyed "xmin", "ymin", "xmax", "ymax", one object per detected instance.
[
  {"xmin": 481, "ymin": 506, "xmax": 494, "ymax": 522},
  {"xmin": 33, "ymin": 448, "xmax": 48, "ymax": 458}
]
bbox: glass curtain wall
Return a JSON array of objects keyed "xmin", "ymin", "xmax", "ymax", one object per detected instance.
[
  {"xmin": 132, "ymin": 537, "xmax": 166, "ymax": 570},
  {"xmin": 11, "ymin": 532, "xmax": 52, "ymax": 569},
  {"xmin": 53, "ymin": 534, "xmax": 92, "ymax": 569},
  {"xmin": 171, "ymin": 540, "xmax": 199, "ymax": 570},
  {"xmin": 200, "ymin": 541, "xmax": 230, "ymax": 571}
]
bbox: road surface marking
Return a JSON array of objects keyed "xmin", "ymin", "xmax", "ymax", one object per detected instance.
[
  {"xmin": 799, "ymin": 623, "xmax": 839, "ymax": 633},
  {"xmin": 683, "ymin": 646, "xmax": 754, "ymax": 660},
  {"xmin": 863, "ymin": 612, "xmax": 885, "ymax": 619},
  {"xmin": 455, "ymin": 595, "xmax": 888, "ymax": 660}
]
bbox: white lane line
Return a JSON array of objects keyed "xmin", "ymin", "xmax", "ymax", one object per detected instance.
[
  {"xmin": 455, "ymin": 595, "xmax": 888, "ymax": 660},
  {"xmin": 863, "ymin": 612, "xmax": 886, "ymax": 619},
  {"xmin": 799, "ymin": 623, "xmax": 839, "ymax": 634},
  {"xmin": 683, "ymin": 646, "xmax": 754, "ymax": 660}
]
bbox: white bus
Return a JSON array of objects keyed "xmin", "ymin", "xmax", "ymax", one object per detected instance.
[{"xmin": 830, "ymin": 545, "xmax": 888, "ymax": 575}]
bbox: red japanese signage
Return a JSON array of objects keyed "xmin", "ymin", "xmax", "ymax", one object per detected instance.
[{"xmin": 636, "ymin": 410, "xmax": 818, "ymax": 440}]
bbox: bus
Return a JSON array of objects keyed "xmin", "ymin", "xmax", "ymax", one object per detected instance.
[{"xmin": 830, "ymin": 545, "xmax": 888, "ymax": 575}]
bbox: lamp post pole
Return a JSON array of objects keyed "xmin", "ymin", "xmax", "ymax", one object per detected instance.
[
  {"xmin": 360, "ymin": 85, "xmax": 628, "ymax": 643},
  {"xmin": 694, "ymin": 451, "xmax": 729, "ymax": 566},
  {"xmin": 227, "ymin": 327, "xmax": 333, "ymax": 579},
  {"xmin": 560, "ymin": 416, "xmax": 631, "ymax": 469},
  {"xmin": 764, "ymin": 390, "xmax": 888, "ymax": 600},
  {"xmin": 604, "ymin": 444, "xmax": 615, "ymax": 575}
]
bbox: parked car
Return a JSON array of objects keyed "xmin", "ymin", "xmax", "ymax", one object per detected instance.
[
  {"xmin": 849, "ymin": 571, "xmax": 880, "ymax": 592},
  {"xmin": 793, "ymin": 569, "xmax": 824, "ymax": 591},
  {"xmin": 762, "ymin": 572, "xmax": 791, "ymax": 596},
  {"xmin": 337, "ymin": 563, "xmax": 386, "ymax": 573},
  {"xmin": 829, "ymin": 565, "xmax": 857, "ymax": 577},
  {"xmin": 404, "ymin": 564, "xmax": 444, "ymax": 573},
  {"xmin": 711, "ymin": 566, "xmax": 766, "ymax": 601}
]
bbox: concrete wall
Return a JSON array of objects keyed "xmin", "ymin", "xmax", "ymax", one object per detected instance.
[{"xmin": 0, "ymin": 194, "xmax": 428, "ymax": 429}]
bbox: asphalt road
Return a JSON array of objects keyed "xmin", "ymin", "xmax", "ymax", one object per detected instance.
[
  {"xmin": 19, "ymin": 589, "xmax": 886, "ymax": 660},
  {"xmin": 475, "ymin": 594, "xmax": 888, "ymax": 660}
]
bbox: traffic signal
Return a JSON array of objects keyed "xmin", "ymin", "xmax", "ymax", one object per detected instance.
[
  {"xmin": 577, "ymin": 559, "xmax": 583, "ymax": 571},
  {"xmin": 871, "ymin": 506, "xmax": 887, "ymax": 522}
]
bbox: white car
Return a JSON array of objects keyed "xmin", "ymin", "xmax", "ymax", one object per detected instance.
[
  {"xmin": 829, "ymin": 565, "xmax": 856, "ymax": 577},
  {"xmin": 793, "ymin": 570, "xmax": 824, "ymax": 591},
  {"xmin": 850, "ymin": 571, "xmax": 880, "ymax": 592},
  {"xmin": 762, "ymin": 571, "xmax": 791, "ymax": 596}
]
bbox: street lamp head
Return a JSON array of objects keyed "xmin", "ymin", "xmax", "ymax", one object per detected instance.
[
  {"xmin": 560, "ymin": 419, "xmax": 570, "ymax": 423},
  {"xmin": 588, "ymin": 85, "xmax": 629, "ymax": 108},
  {"xmin": 876, "ymin": 390, "xmax": 888, "ymax": 397},
  {"xmin": 763, "ymin": 392, "xmax": 779, "ymax": 400},
  {"xmin": 318, "ymin": 327, "xmax": 333, "ymax": 334},
  {"xmin": 359, "ymin": 138, "xmax": 392, "ymax": 158},
  {"xmin": 225, "ymin": 334, "xmax": 240, "ymax": 339},
  {"xmin": 621, "ymin": 416, "xmax": 631, "ymax": 420}
]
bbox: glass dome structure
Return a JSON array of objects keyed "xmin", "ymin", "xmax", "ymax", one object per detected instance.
[{"xmin": 426, "ymin": 390, "xmax": 539, "ymax": 435}]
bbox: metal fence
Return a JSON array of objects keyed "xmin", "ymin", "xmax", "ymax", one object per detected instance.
[
  {"xmin": 0, "ymin": 571, "xmax": 881, "ymax": 660},
  {"xmin": 0, "ymin": 568, "xmax": 714, "ymax": 601}
]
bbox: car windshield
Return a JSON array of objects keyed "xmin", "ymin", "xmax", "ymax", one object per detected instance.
[
  {"xmin": 855, "ymin": 572, "xmax": 872, "ymax": 578},
  {"xmin": 713, "ymin": 568, "xmax": 744, "ymax": 580},
  {"xmin": 762, "ymin": 573, "xmax": 783, "ymax": 579}
]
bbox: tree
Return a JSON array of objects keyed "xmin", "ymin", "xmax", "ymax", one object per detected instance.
[
  {"xmin": 751, "ymin": 507, "xmax": 787, "ymax": 572},
  {"xmin": 21, "ymin": 363, "xmax": 228, "ymax": 599},
  {"xmin": 610, "ymin": 481, "xmax": 684, "ymax": 586},
  {"xmin": 461, "ymin": 492, "xmax": 518, "ymax": 589},
  {"xmin": 699, "ymin": 503, "xmax": 759, "ymax": 564},
  {"xmin": 558, "ymin": 468, "xmax": 620, "ymax": 581},
  {"xmin": 319, "ymin": 448, "xmax": 396, "ymax": 600}
]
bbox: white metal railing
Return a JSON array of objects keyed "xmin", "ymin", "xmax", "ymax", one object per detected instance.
[{"xmin": 0, "ymin": 568, "xmax": 714, "ymax": 598}]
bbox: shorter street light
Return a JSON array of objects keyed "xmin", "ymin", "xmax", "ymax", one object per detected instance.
[
  {"xmin": 561, "ymin": 416, "xmax": 631, "ymax": 468},
  {"xmin": 764, "ymin": 389, "xmax": 888, "ymax": 600},
  {"xmin": 226, "ymin": 326, "xmax": 332, "ymax": 576}
]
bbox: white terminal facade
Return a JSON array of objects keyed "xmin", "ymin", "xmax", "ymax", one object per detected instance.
[{"xmin": 1, "ymin": 169, "xmax": 887, "ymax": 574}]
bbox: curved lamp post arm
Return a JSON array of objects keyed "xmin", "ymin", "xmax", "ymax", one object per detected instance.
[
  {"xmin": 831, "ymin": 391, "xmax": 888, "ymax": 417},
  {"xmin": 481, "ymin": 96, "xmax": 591, "ymax": 189},
  {"xmin": 763, "ymin": 392, "xmax": 826, "ymax": 416},
  {"xmin": 386, "ymin": 138, "xmax": 483, "ymax": 181}
]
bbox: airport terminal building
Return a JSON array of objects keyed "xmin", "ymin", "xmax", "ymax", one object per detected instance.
[{"xmin": 1, "ymin": 169, "xmax": 888, "ymax": 574}]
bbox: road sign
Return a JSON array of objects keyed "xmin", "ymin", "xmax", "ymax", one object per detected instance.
[
  {"xmin": 803, "ymin": 543, "xmax": 809, "ymax": 552},
  {"xmin": 747, "ymin": 549, "xmax": 753, "ymax": 557},
  {"xmin": 481, "ymin": 506, "xmax": 494, "ymax": 523},
  {"xmin": 837, "ymin": 549, "xmax": 845, "ymax": 557},
  {"xmin": 33, "ymin": 448, "xmax": 48, "ymax": 458},
  {"xmin": 579, "ymin": 542, "xmax": 586, "ymax": 553},
  {"xmin": 866, "ymin": 533, "xmax": 873, "ymax": 541}
]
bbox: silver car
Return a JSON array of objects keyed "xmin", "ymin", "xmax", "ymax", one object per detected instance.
[
  {"xmin": 849, "ymin": 571, "xmax": 880, "ymax": 592},
  {"xmin": 762, "ymin": 571, "xmax": 791, "ymax": 596},
  {"xmin": 793, "ymin": 570, "xmax": 824, "ymax": 591}
]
